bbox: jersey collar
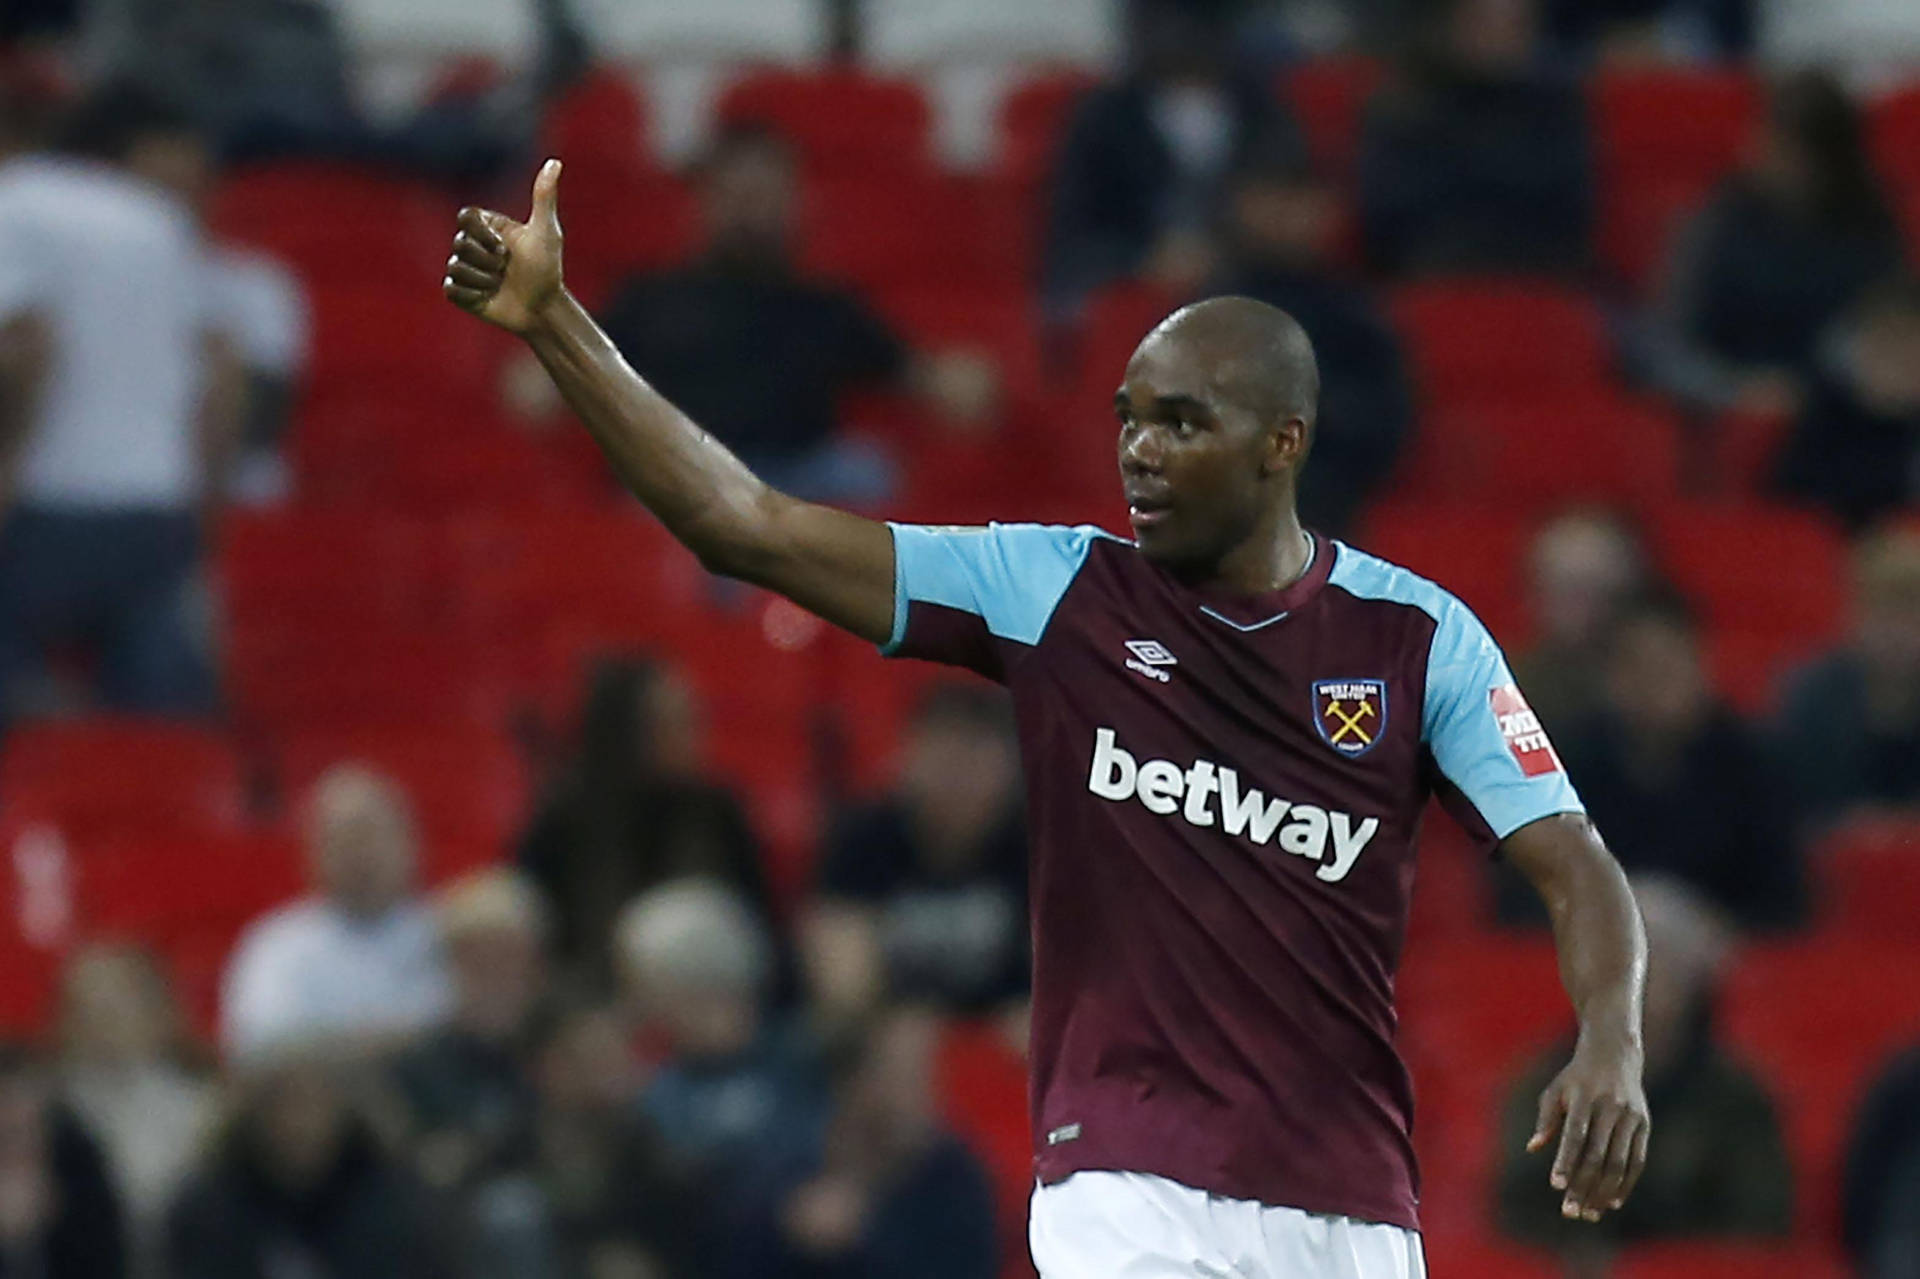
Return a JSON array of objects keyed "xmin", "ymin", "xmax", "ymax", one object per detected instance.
[{"xmin": 1180, "ymin": 531, "xmax": 1335, "ymax": 632}]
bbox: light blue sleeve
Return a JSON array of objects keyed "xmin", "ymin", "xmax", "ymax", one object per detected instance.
[
  {"xmin": 882, "ymin": 522, "xmax": 1109, "ymax": 668},
  {"xmin": 1422, "ymin": 598, "xmax": 1585, "ymax": 840}
]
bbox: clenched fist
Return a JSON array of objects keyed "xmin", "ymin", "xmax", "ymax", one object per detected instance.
[{"xmin": 444, "ymin": 158, "xmax": 567, "ymax": 335}]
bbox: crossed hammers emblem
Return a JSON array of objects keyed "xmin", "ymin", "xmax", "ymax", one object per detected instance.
[{"xmin": 1324, "ymin": 698, "xmax": 1377, "ymax": 746}]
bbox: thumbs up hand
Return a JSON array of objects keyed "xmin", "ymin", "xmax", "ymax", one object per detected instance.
[{"xmin": 445, "ymin": 158, "xmax": 567, "ymax": 335}]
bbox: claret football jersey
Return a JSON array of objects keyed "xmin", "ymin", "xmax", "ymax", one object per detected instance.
[{"xmin": 881, "ymin": 522, "xmax": 1583, "ymax": 1230}]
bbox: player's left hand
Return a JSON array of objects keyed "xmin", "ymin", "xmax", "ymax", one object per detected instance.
[{"xmin": 1527, "ymin": 1038, "xmax": 1650, "ymax": 1223}]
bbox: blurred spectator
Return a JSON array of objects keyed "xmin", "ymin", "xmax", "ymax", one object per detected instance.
[
  {"xmin": 594, "ymin": 124, "xmax": 995, "ymax": 505},
  {"xmin": 55, "ymin": 945, "xmax": 213, "ymax": 1279},
  {"xmin": 1509, "ymin": 509, "xmax": 1654, "ymax": 735},
  {"xmin": 1772, "ymin": 275, "xmax": 1920, "ymax": 529},
  {"xmin": 1775, "ymin": 527, "xmax": 1920, "ymax": 834},
  {"xmin": 221, "ymin": 765, "xmax": 452, "ymax": 1063},
  {"xmin": 621, "ymin": 881, "xmax": 828, "ymax": 1188},
  {"xmin": 804, "ymin": 685, "xmax": 1028, "ymax": 1032},
  {"xmin": 0, "ymin": 81, "xmax": 238, "ymax": 726},
  {"xmin": 1212, "ymin": 148, "xmax": 1412, "ymax": 534},
  {"xmin": 1640, "ymin": 71, "xmax": 1903, "ymax": 414},
  {"xmin": 718, "ymin": 1009, "xmax": 997, "ymax": 1279},
  {"xmin": 1499, "ymin": 592, "xmax": 1806, "ymax": 930},
  {"xmin": 494, "ymin": 1001, "xmax": 700, "ymax": 1279},
  {"xmin": 1543, "ymin": 0, "xmax": 1753, "ymax": 63},
  {"xmin": 1497, "ymin": 877, "xmax": 1792, "ymax": 1260},
  {"xmin": 519, "ymin": 658, "xmax": 772, "ymax": 988},
  {"xmin": 391, "ymin": 870, "xmax": 549, "ymax": 1202},
  {"xmin": 1040, "ymin": 0, "xmax": 1303, "ymax": 314},
  {"xmin": 0, "ymin": 1041, "xmax": 126, "ymax": 1279},
  {"xmin": 166, "ymin": 1051, "xmax": 448, "ymax": 1279},
  {"xmin": 1758, "ymin": 0, "xmax": 1920, "ymax": 82},
  {"xmin": 83, "ymin": 0, "xmax": 586, "ymax": 178},
  {"xmin": 1845, "ymin": 1041, "xmax": 1920, "ymax": 1279},
  {"xmin": 1357, "ymin": 0, "xmax": 1595, "ymax": 276}
]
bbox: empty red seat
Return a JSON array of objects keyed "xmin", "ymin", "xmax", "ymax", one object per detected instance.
[
  {"xmin": 227, "ymin": 626, "xmax": 515, "ymax": 736},
  {"xmin": 211, "ymin": 163, "xmax": 451, "ymax": 286},
  {"xmin": 1355, "ymin": 502, "xmax": 1532, "ymax": 642},
  {"xmin": 1280, "ymin": 57, "xmax": 1387, "ymax": 175},
  {"xmin": 1390, "ymin": 282, "xmax": 1612, "ymax": 405},
  {"xmin": 1648, "ymin": 502, "xmax": 1846, "ymax": 653},
  {"xmin": 1613, "ymin": 1241, "xmax": 1848, "ymax": 1279},
  {"xmin": 936, "ymin": 1019, "xmax": 1034, "ymax": 1277},
  {"xmin": 1818, "ymin": 818, "xmax": 1920, "ymax": 938},
  {"xmin": 0, "ymin": 719, "xmax": 246, "ymax": 834},
  {"xmin": 77, "ymin": 827, "xmax": 302, "ymax": 940},
  {"xmin": 996, "ymin": 70, "xmax": 1099, "ymax": 187},
  {"xmin": 1723, "ymin": 940, "xmax": 1920, "ymax": 1233},
  {"xmin": 218, "ymin": 508, "xmax": 453, "ymax": 633},
  {"xmin": 1399, "ymin": 395, "xmax": 1682, "ymax": 514},
  {"xmin": 802, "ymin": 174, "xmax": 968, "ymax": 291},
  {"xmin": 276, "ymin": 723, "xmax": 530, "ymax": 879},
  {"xmin": 1418, "ymin": 1236, "xmax": 1558, "ymax": 1279},
  {"xmin": 1870, "ymin": 85, "xmax": 1920, "ymax": 188},
  {"xmin": 717, "ymin": 69, "xmax": 931, "ymax": 174}
]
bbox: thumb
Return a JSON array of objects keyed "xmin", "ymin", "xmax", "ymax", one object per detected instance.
[{"xmin": 531, "ymin": 158, "xmax": 563, "ymax": 235}]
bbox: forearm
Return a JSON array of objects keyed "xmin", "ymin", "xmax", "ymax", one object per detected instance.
[
  {"xmin": 523, "ymin": 290, "xmax": 780, "ymax": 574},
  {"xmin": 1530, "ymin": 821, "xmax": 1647, "ymax": 1053}
]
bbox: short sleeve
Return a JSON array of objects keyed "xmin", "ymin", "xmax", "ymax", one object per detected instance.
[
  {"xmin": 883, "ymin": 522, "xmax": 1109, "ymax": 681},
  {"xmin": 1423, "ymin": 598, "xmax": 1584, "ymax": 842}
]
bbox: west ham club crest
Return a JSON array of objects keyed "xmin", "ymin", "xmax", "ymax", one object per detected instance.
[{"xmin": 1312, "ymin": 679, "xmax": 1388, "ymax": 758}]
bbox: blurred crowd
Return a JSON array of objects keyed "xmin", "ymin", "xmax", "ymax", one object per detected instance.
[{"xmin": 2, "ymin": 1, "xmax": 1920, "ymax": 1278}]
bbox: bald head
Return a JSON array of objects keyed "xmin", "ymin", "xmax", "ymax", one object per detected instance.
[
  {"xmin": 304, "ymin": 765, "xmax": 418, "ymax": 918},
  {"xmin": 1146, "ymin": 297, "xmax": 1320, "ymax": 430}
]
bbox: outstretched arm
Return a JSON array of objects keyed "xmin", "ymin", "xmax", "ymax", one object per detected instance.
[
  {"xmin": 1503, "ymin": 813, "xmax": 1650, "ymax": 1225},
  {"xmin": 443, "ymin": 160, "xmax": 896, "ymax": 645}
]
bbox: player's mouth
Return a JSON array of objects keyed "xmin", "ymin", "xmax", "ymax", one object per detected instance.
[{"xmin": 1127, "ymin": 493, "xmax": 1174, "ymax": 531}]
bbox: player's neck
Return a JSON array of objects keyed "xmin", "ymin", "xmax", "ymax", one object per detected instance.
[{"xmin": 1206, "ymin": 511, "xmax": 1313, "ymax": 597}]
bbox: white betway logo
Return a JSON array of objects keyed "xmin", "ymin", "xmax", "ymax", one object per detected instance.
[{"xmin": 1086, "ymin": 727, "xmax": 1380, "ymax": 884}]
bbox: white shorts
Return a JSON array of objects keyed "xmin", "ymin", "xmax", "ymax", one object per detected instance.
[{"xmin": 1030, "ymin": 1171, "xmax": 1427, "ymax": 1279}]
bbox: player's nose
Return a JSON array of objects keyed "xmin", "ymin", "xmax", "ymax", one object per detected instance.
[{"xmin": 1119, "ymin": 423, "xmax": 1164, "ymax": 474}]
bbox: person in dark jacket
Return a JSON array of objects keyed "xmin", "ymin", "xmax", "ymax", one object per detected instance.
[
  {"xmin": 1772, "ymin": 276, "xmax": 1920, "ymax": 531},
  {"xmin": 1211, "ymin": 148, "xmax": 1413, "ymax": 535},
  {"xmin": 1497, "ymin": 591, "xmax": 1806, "ymax": 931},
  {"xmin": 1499, "ymin": 877, "xmax": 1792, "ymax": 1265},
  {"xmin": 1645, "ymin": 70, "xmax": 1905, "ymax": 415},
  {"xmin": 1845, "ymin": 1041, "xmax": 1920, "ymax": 1279},
  {"xmin": 1775, "ymin": 526, "xmax": 1920, "ymax": 835},
  {"xmin": 166, "ymin": 1052, "xmax": 449, "ymax": 1279},
  {"xmin": 1358, "ymin": 0, "xmax": 1595, "ymax": 277},
  {"xmin": 0, "ymin": 1042, "xmax": 126, "ymax": 1279},
  {"xmin": 1039, "ymin": 0, "xmax": 1303, "ymax": 314},
  {"xmin": 717, "ymin": 1008, "xmax": 997, "ymax": 1279},
  {"xmin": 519, "ymin": 657, "xmax": 772, "ymax": 989}
]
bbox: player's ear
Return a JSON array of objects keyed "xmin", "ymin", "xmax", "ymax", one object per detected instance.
[{"xmin": 1261, "ymin": 415, "xmax": 1309, "ymax": 476}]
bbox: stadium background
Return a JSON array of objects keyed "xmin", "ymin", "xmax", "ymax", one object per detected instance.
[{"xmin": 2, "ymin": 0, "xmax": 1920, "ymax": 1276}]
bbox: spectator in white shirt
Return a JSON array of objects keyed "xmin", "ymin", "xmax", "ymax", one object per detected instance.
[
  {"xmin": 0, "ymin": 82, "xmax": 242, "ymax": 727},
  {"xmin": 220, "ymin": 764, "xmax": 453, "ymax": 1064}
]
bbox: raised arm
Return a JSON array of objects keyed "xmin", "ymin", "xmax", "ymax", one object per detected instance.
[
  {"xmin": 1502, "ymin": 813, "xmax": 1650, "ymax": 1225},
  {"xmin": 442, "ymin": 160, "xmax": 896, "ymax": 645}
]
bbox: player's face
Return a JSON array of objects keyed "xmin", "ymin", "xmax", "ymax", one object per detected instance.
[{"xmin": 1114, "ymin": 341, "xmax": 1273, "ymax": 571}]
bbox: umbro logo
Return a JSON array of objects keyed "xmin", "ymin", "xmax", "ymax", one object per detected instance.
[{"xmin": 1124, "ymin": 639, "xmax": 1177, "ymax": 682}]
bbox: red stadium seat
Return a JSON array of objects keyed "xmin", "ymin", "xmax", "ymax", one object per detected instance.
[
  {"xmin": 1870, "ymin": 85, "xmax": 1920, "ymax": 189},
  {"xmin": 1279, "ymin": 57, "xmax": 1386, "ymax": 176},
  {"xmin": 76, "ymin": 827, "xmax": 302, "ymax": 940},
  {"xmin": 996, "ymin": 69, "xmax": 1099, "ymax": 187},
  {"xmin": 717, "ymin": 68, "xmax": 932, "ymax": 175},
  {"xmin": 1613, "ymin": 1241, "xmax": 1848, "ymax": 1279},
  {"xmin": 1390, "ymin": 282, "xmax": 1612, "ymax": 405},
  {"xmin": 1723, "ymin": 940, "xmax": 1920, "ymax": 1234},
  {"xmin": 936, "ymin": 1019, "xmax": 1034, "ymax": 1278},
  {"xmin": 1355, "ymin": 502, "xmax": 1533, "ymax": 643},
  {"xmin": 210, "ymin": 163, "xmax": 451, "ymax": 286},
  {"xmin": 1398, "ymin": 396, "xmax": 1683, "ymax": 514},
  {"xmin": 0, "ymin": 719, "xmax": 247, "ymax": 834},
  {"xmin": 218, "ymin": 508, "xmax": 455, "ymax": 633},
  {"xmin": 877, "ymin": 284, "xmax": 1045, "ymax": 395},
  {"xmin": 1592, "ymin": 69, "xmax": 1757, "ymax": 293},
  {"xmin": 1646, "ymin": 503, "xmax": 1846, "ymax": 706},
  {"xmin": 276, "ymin": 724, "xmax": 531, "ymax": 880},
  {"xmin": 227, "ymin": 626, "xmax": 516, "ymax": 737},
  {"xmin": 1817, "ymin": 818, "xmax": 1920, "ymax": 939},
  {"xmin": 1418, "ymin": 1236, "xmax": 1559, "ymax": 1279}
]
